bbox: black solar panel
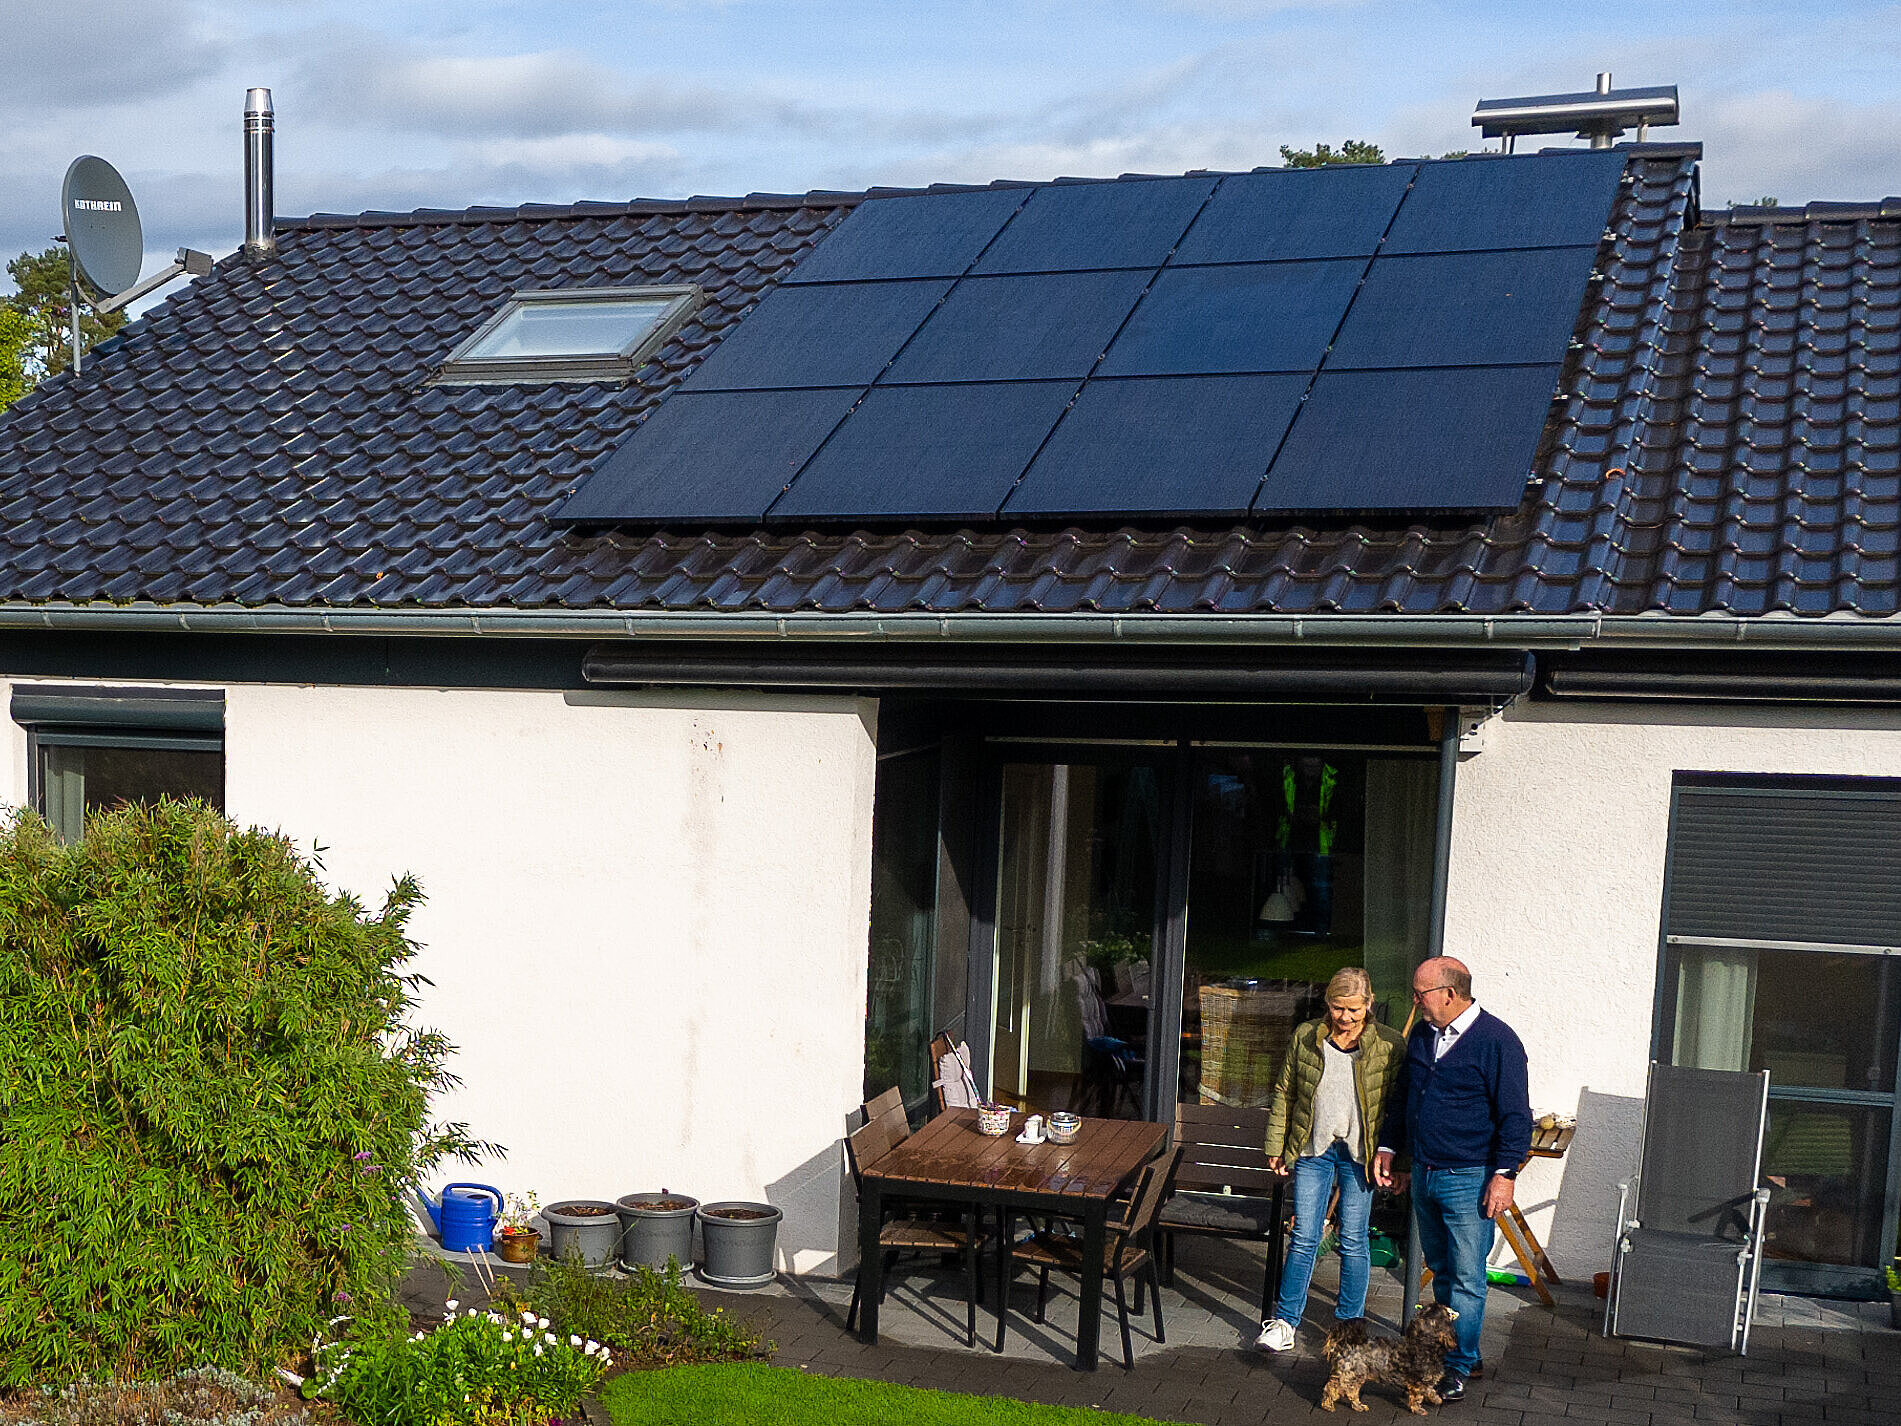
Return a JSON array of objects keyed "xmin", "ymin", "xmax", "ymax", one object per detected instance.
[
  {"xmin": 563, "ymin": 153, "xmax": 1624, "ymax": 526},
  {"xmin": 781, "ymin": 187, "xmax": 1027, "ymax": 283},
  {"xmin": 883, "ymin": 270, "xmax": 1152, "ymax": 384},
  {"xmin": 682, "ymin": 279, "xmax": 951, "ymax": 391},
  {"xmin": 1099, "ymin": 260, "xmax": 1364, "ymax": 377},
  {"xmin": 1381, "ymin": 150, "xmax": 1625, "ymax": 254},
  {"xmin": 1003, "ymin": 374, "xmax": 1309, "ymax": 518},
  {"xmin": 1258, "ymin": 365, "xmax": 1563, "ymax": 511},
  {"xmin": 555, "ymin": 387, "xmax": 864, "ymax": 523},
  {"xmin": 770, "ymin": 381, "xmax": 1080, "ymax": 521},
  {"xmin": 973, "ymin": 177, "xmax": 1217, "ymax": 274},
  {"xmin": 1172, "ymin": 164, "xmax": 1419, "ymax": 265},
  {"xmin": 1329, "ymin": 247, "xmax": 1599, "ymax": 369}
]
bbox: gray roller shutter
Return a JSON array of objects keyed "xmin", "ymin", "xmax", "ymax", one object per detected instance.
[{"xmin": 1666, "ymin": 781, "xmax": 1901, "ymax": 948}]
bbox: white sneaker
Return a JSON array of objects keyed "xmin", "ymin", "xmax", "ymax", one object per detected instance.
[{"xmin": 1255, "ymin": 1318, "xmax": 1296, "ymax": 1352}]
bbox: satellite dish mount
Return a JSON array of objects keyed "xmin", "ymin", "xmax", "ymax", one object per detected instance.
[{"xmin": 59, "ymin": 154, "xmax": 212, "ymax": 375}]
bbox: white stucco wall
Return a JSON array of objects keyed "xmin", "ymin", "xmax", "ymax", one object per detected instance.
[
  {"xmin": 0, "ymin": 676, "xmax": 879, "ymax": 1275},
  {"xmin": 1443, "ymin": 698, "xmax": 1901, "ymax": 1281}
]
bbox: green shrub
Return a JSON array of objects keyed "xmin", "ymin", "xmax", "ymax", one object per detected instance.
[
  {"xmin": 309, "ymin": 1306, "xmax": 605, "ymax": 1426},
  {"xmin": 497, "ymin": 1256, "xmax": 772, "ymax": 1368},
  {"xmin": 0, "ymin": 800, "xmax": 487, "ymax": 1384}
]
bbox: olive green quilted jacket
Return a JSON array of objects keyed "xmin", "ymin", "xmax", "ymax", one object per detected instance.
[{"xmin": 1262, "ymin": 1017, "xmax": 1406, "ymax": 1165}]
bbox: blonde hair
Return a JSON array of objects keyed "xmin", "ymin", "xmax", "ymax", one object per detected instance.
[{"xmin": 1324, "ymin": 966, "xmax": 1374, "ymax": 1006}]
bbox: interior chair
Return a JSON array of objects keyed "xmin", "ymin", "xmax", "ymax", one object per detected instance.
[
  {"xmin": 1606, "ymin": 1061, "xmax": 1773, "ymax": 1354},
  {"xmin": 844, "ymin": 1116, "xmax": 989, "ymax": 1348},
  {"xmin": 1156, "ymin": 1103, "xmax": 1287, "ymax": 1319},
  {"xmin": 931, "ymin": 1032, "xmax": 980, "ymax": 1113},
  {"xmin": 996, "ymin": 1148, "xmax": 1181, "ymax": 1368}
]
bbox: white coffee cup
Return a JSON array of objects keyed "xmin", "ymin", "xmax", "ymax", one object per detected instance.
[{"xmin": 1024, "ymin": 1114, "xmax": 1045, "ymax": 1142}]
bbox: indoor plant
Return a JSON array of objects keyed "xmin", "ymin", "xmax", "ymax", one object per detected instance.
[{"xmin": 497, "ymin": 1191, "xmax": 543, "ymax": 1264}]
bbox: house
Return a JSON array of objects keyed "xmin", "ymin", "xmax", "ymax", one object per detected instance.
[{"xmin": 1, "ymin": 118, "xmax": 1899, "ymax": 1297}]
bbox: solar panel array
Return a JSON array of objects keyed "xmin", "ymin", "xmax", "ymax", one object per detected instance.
[{"xmin": 558, "ymin": 150, "xmax": 1626, "ymax": 525}]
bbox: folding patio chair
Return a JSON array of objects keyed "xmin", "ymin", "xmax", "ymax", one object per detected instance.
[{"xmin": 1605, "ymin": 1062, "xmax": 1772, "ymax": 1354}]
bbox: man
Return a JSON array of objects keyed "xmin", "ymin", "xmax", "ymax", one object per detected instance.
[{"xmin": 1373, "ymin": 956, "xmax": 1530, "ymax": 1404}]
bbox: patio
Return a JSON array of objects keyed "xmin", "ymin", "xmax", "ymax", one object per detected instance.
[{"xmin": 403, "ymin": 1237, "xmax": 1901, "ymax": 1425}]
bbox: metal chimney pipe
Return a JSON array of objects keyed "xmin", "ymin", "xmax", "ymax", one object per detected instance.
[
  {"xmin": 243, "ymin": 87, "xmax": 275, "ymax": 258},
  {"xmin": 1591, "ymin": 72, "xmax": 1613, "ymax": 145}
]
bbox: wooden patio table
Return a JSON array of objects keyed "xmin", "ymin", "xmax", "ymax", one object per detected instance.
[{"xmin": 856, "ymin": 1107, "xmax": 1169, "ymax": 1370}]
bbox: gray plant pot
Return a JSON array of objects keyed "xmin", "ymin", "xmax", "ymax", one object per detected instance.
[
  {"xmin": 1889, "ymin": 1289, "xmax": 1901, "ymax": 1331},
  {"xmin": 542, "ymin": 1200, "xmax": 621, "ymax": 1268},
  {"xmin": 696, "ymin": 1201, "xmax": 782, "ymax": 1289},
  {"xmin": 615, "ymin": 1192, "xmax": 700, "ymax": 1273}
]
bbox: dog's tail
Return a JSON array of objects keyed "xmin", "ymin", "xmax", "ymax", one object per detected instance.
[{"xmin": 1323, "ymin": 1317, "xmax": 1370, "ymax": 1368}]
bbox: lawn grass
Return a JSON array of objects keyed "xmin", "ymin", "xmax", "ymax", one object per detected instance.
[{"xmin": 600, "ymin": 1363, "xmax": 1187, "ymax": 1426}]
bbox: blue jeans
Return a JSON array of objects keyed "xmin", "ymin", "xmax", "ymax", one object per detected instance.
[
  {"xmin": 1413, "ymin": 1165, "xmax": 1494, "ymax": 1374},
  {"xmin": 1273, "ymin": 1141, "xmax": 1373, "ymax": 1328}
]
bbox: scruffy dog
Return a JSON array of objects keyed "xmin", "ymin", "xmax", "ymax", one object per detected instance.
[{"xmin": 1319, "ymin": 1304, "xmax": 1461, "ymax": 1414}]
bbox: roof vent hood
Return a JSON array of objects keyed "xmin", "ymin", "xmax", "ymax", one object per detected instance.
[
  {"xmin": 243, "ymin": 87, "xmax": 275, "ymax": 258},
  {"xmin": 1473, "ymin": 72, "xmax": 1679, "ymax": 152}
]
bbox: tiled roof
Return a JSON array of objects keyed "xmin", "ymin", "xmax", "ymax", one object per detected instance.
[{"xmin": 0, "ymin": 150, "xmax": 1895, "ymax": 619}]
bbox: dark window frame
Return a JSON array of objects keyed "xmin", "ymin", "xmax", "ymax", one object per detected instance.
[
  {"xmin": 13, "ymin": 685, "xmax": 226, "ymax": 839},
  {"xmin": 1651, "ymin": 772, "xmax": 1901, "ymax": 1297}
]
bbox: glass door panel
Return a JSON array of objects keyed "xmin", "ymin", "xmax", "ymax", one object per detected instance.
[
  {"xmin": 990, "ymin": 761, "xmax": 1159, "ymax": 1118},
  {"xmin": 1180, "ymin": 751, "xmax": 1436, "ymax": 1106},
  {"xmin": 1666, "ymin": 943, "xmax": 1901, "ymax": 1286}
]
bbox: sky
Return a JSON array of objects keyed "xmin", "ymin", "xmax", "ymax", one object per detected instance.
[{"xmin": 5, "ymin": 0, "xmax": 1901, "ymax": 298}]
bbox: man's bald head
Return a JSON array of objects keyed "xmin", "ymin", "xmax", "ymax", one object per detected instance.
[{"xmin": 1412, "ymin": 956, "xmax": 1474, "ymax": 1028}]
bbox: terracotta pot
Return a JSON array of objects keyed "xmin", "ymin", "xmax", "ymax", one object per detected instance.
[{"xmin": 496, "ymin": 1228, "xmax": 539, "ymax": 1264}]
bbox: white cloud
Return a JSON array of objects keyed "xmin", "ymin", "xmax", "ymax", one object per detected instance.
[{"xmin": 0, "ymin": 0, "xmax": 227, "ymax": 111}]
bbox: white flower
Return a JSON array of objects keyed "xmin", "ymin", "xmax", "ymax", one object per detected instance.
[
  {"xmin": 569, "ymin": 1335, "xmax": 581, "ymax": 1348},
  {"xmin": 520, "ymin": 1311, "xmax": 535, "ymax": 1323},
  {"xmin": 545, "ymin": 1332, "xmax": 557, "ymax": 1344},
  {"xmin": 533, "ymin": 1345, "xmax": 544, "ymax": 1357},
  {"xmin": 583, "ymin": 1341, "xmax": 598, "ymax": 1356},
  {"xmin": 537, "ymin": 1315, "xmax": 550, "ymax": 1329},
  {"xmin": 444, "ymin": 1299, "xmax": 458, "ymax": 1312},
  {"xmin": 502, "ymin": 1330, "xmax": 513, "ymax": 1341}
]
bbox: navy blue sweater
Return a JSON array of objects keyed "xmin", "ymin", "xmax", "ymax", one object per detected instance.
[{"xmin": 1378, "ymin": 1009, "xmax": 1532, "ymax": 1175}]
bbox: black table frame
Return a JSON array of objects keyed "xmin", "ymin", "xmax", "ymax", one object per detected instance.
[{"xmin": 856, "ymin": 1133, "xmax": 1166, "ymax": 1370}]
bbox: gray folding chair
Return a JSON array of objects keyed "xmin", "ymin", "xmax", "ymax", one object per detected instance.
[{"xmin": 1606, "ymin": 1062, "xmax": 1772, "ymax": 1354}]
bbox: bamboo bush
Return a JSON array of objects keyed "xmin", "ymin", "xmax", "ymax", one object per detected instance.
[{"xmin": 0, "ymin": 799, "xmax": 484, "ymax": 1383}]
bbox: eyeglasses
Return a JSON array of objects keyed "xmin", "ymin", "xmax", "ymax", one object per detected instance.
[{"xmin": 1411, "ymin": 985, "xmax": 1458, "ymax": 1000}]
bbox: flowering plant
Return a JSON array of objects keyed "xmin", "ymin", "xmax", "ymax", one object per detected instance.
[
  {"xmin": 308, "ymin": 1301, "xmax": 608, "ymax": 1425},
  {"xmin": 500, "ymin": 1190, "xmax": 542, "ymax": 1235}
]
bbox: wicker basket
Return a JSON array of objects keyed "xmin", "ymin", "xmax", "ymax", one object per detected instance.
[
  {"xmin": 976, "ymin": 1104, "xmax": 1014, "ymax": 1136},
  {"xmin": 1196, "ymin": 980, "xmax": 1321, "ymax": 1107}
]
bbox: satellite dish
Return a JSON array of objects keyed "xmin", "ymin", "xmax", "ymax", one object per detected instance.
[{"xmin": 61, "ymin": 155, "xmax": 144, "ymax": 299}]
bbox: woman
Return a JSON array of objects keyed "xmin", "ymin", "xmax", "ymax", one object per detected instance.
[{"xmin": 1255, "ymin": 966, "xmax": 1404, "ymax": 1353}]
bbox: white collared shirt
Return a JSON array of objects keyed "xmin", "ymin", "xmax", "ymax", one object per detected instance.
[{"xmin": 1433, "ymin": 1000, "xmax": 1483, "ymax": 1060}]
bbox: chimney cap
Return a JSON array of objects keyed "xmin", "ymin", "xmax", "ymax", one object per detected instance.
[{"xmin": 245, "ymin": 87, "xmax": 273, "ymax": 116}]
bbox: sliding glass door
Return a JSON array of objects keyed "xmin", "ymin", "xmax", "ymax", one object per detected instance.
[{"xmin": 988, "ymin": 760, "xmax": 1162, "ymax": 1118}]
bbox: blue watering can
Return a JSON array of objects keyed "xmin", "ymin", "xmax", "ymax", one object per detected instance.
[{"xmin": 416, "ymin": 1182, "xmax": 504, "ymax": 1253}]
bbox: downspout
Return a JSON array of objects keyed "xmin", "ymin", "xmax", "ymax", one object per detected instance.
[{"xmin": 1403, "ymin": 706, "xmax": 1462, "ymax": 1320}]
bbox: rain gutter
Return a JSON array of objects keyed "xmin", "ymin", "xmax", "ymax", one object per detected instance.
[{"xmin": 0, "ymin": 605, "xmax": 1896, "ymax": 651}]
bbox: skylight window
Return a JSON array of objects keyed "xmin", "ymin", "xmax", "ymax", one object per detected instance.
[{"xmin": 435, "ymin": 285, "xmax": 701, "ymax": 384}]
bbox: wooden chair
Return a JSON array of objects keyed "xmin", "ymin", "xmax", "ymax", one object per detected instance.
[
  {"xmin": 844, "ymin": 1117, "xmax": 988, "ymax": 1347},
  {"xmin": 1156, "ymin": 1103, "xmax": 1287, "ymax": 1319},
  {"xmin": 864, "ymin": 1085, "xmax": 904, "ymax": 1124},
  {"xmin": 997, "ymin": 1148, "xmax": 1181, "ymax": 1369}
]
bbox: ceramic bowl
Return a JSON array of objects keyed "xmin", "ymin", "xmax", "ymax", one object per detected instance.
[
  {"xmin": 1047, "ymin": 1112, "xmax": 1081, "ymax": 1145},
  {"xmin": 976, "ymin": 1104, "xmax": 1014, "ymax": 1136}
]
